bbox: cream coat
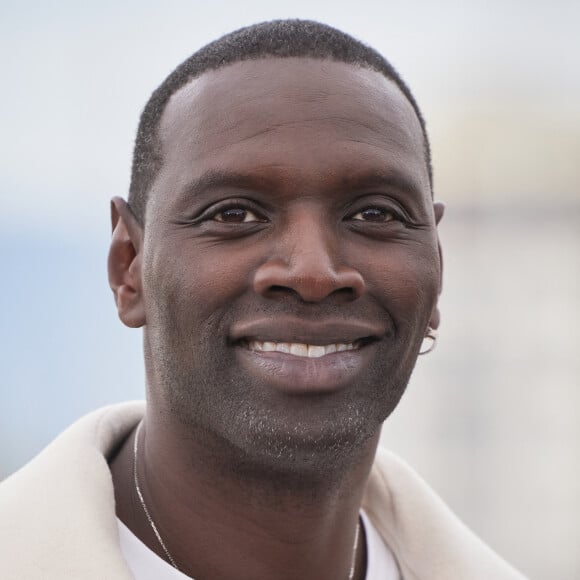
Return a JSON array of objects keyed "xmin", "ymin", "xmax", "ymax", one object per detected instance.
[{"xmin": 0, "ymin": 402, "xmax": 526, "ymax": 579}]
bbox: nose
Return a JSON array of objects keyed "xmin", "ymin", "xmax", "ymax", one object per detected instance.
[{"xmin": 253, "ymin": 209, "xmax": 365, "ymax": 303}]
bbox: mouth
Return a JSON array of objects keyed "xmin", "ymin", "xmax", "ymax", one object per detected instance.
[
  {"xmin": 243, "ymin": 338, "xmax": 372, "ymax": 358},
  {"xmin": 230, "ymin": 318, "xmax": 384, "ymax": 394},
  {"xmin": 230, "ymin": 318, "xmax": 385, "ymax": 347}
]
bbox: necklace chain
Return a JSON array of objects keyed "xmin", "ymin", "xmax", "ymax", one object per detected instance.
[
  {"xmin": 133, "ymin": 421, "xmax": 181, "ymax": 570},
  {"xmin": 133, "ymin": 420, "xmax": 361, "ymax": 580}
]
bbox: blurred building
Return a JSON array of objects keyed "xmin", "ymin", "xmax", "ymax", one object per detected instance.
[{"xmin": 382, "ymin": 98, "xmax": 580, "ymax": 578}]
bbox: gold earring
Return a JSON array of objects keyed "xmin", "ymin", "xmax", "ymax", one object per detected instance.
[{"xmin": 419, "ymin": 327, "xmax": 438, "ymax": 355}]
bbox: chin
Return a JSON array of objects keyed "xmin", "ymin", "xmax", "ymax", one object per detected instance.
[
  {"xmin": 227, "ymin": 426, "xmax": 379, "ymax": 490},
  {"xmin": 158, "ymin": 342, "xmax": 414, "ymax": 482},
  {"xmin": 203, "ymin": 394, "xmax": 391, "ymax": 487}
]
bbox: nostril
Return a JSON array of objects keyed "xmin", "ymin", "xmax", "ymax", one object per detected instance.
[
  {"xmin": 263, "ymin": 283, "xmax": 359, "ymax": 304},
  {"xmin": 253, "ymin": 259, "xmax": 365, "ymax": 302},
  {"xmin": 333, "ymin": 287, "xmax": 357, "ymax": 299},
  {"xmin": 262, "ymin": 285, "xmax": 294, "ymax": 299},
  {"xmin": 263, "ymin": 285, "xmax": 306, "ymax": 302}
]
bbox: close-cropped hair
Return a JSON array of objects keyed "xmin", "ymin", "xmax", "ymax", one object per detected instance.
[{"xmin": 128, "ymin": 19, "xmax": 432, "ymax": 223}]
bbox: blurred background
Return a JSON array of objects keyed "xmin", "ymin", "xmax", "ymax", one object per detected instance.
[{"xmin": 1, "ymin": 0, "xmax": 578, "ymax": 577}]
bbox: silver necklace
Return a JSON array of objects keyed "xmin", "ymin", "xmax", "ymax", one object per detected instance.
[
  {"xmin": 133, "ymin": 421, "xmax": 180, "ymax": 570},
  {"xmin": 133, "ymin": 420, "xmax": 361, "ymax": 579}
]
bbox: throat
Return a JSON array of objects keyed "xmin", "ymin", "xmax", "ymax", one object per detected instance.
[{"xmin": 110, "ymin": 417, "xmax": 377, "ymax": 580}]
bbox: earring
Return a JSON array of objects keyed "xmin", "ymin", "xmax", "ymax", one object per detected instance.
[{"xmin": 419, "ymin": 327, "xmax": 438, "ymax": 355}]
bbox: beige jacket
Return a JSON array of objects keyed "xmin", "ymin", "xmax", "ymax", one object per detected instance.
[{"xmin": 0, "ymin": 402, "xmax": 526, "ymax": 579}]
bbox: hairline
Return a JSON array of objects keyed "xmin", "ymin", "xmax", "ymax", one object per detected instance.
[
  {"xmin": 147, "ymin": 56, "xmax": 431, "ymax": 221},
  {"xmin": 129, "ymin": 23, "xmax": 433, "ymax": 224}
]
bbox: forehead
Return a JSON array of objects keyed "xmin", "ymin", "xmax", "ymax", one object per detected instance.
[{"xmin": 152, "ymin": 58, "xmax": 429, "ymax": 210}]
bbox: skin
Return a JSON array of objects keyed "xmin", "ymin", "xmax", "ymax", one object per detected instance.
[{"xmin": 108, "ymin": 57, "xmax": 444, "ymax": 580}]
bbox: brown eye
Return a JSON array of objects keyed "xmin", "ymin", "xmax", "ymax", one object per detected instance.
[
  {"xmin": 351, "ymin": 208, "xmax": 395, "ymax": 222},
  {"xmin": 214, "ymin": 207, "xmax": 263, "ymax": 223}
]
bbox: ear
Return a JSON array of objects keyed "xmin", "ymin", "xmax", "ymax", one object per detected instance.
[
  {"xmin": 429, "ymin": 201, "xmax": 445, "ymax": 331},
  {"xmin": 108, "ymin": 197, "xmax": 146, "ymax": 328}
]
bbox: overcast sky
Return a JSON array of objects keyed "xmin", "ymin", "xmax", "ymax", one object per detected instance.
[{"xmin": 1, "ymin": 0, "xmax": 579, "ymax": 238}]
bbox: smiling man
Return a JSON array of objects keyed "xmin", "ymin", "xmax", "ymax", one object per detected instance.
[{"xmin": 0, "ymin": 20, "xmax": 525, "ymax": 580}]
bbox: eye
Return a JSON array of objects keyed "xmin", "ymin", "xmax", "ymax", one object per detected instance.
[
  {"xmin": 350, "ymin": 207, "xmax": 396, "ymax": 222},
  {"xmin": 212, "ymin": 206, "xmax": 265, "ymax": 223}
]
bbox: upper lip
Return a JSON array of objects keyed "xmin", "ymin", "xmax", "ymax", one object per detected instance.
[{"xmin": 229, "ymin": 317, "xmax": 386, "ymax": 345}]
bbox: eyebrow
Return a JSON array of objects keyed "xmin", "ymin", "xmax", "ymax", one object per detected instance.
[
  {"xmin": 176, "ymin": 167, "xmax": 426, "ymax": 204},
  {"xmin": 177, "ymin": 169, "xmax": 274, "ymax": 202},
  {"xmin": 336, "ymin": 170, "xmax": 425, "ymax": 199}
]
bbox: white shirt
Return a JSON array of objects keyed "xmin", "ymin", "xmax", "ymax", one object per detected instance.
[
  {"xmin": 361, "ymin": 510, "xmax": 401, "ymax": 580},
  {"xmin": 118, "ymin": 510, "xmax": 400, "ymax": 579}
]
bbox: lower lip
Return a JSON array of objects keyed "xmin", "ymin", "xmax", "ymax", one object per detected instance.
[{"xmin": 235, "ymin": 344, "xmax": 376, "ymax": 394}]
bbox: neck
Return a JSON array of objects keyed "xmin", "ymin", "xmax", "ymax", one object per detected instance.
[{"xmin": 110, "ymin": 410, "xmax": 380, "ymax": 580}]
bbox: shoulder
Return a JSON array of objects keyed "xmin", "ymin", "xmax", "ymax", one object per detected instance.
[
  {"xmin": 363, "ymin": 448, "xmax": 528, "ymax": 580},
  {"xmin": 0, "ymin": 402, "xmax": 144, "ymax": 580}
]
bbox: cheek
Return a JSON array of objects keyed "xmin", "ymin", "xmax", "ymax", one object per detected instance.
[
  {"xmin": 141, "ymin": 239, "xmax": 257, "ymax": 327},
  {"xmin": 359, "ymin": 243, "xmax": 440, "ymax": 324}
]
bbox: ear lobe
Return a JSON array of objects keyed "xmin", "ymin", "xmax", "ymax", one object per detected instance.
[
  {"xmin": 433, "ymin": 201, "xmax": 445, "ymax": 225},
  {"xmin": 429, "ymin": 307, "xmax": 441, "ymax": 331},
  {"xmin": 108, "ymin": 197, "xmax": 146, "ymax": 328}
]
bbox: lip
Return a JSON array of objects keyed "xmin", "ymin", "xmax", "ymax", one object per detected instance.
[
  {"xmin": 231, "ymin": 317, "xmax": 386, "ymax": 395},
  {"xmin": 229, "ymin": 317, "xmax": 386, "ymax": 345},
  {"xmin": 235, "ymin": 343, "xmax": 378, "ymax": 395}
]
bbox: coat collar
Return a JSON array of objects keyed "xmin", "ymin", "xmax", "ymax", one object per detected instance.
[{"xmin": 0, "ymin": 402, "xmax": 525, "ymax": 579}]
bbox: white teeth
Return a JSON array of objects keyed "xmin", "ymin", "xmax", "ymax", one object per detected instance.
[
  {"xmin": 290, "ymin": 343, "xmax": 308, "ymax": 357},
  {"xmin": 308, "ymin": 345, "xmax": 326, "ymax": 358},
  {"xmin": 248, "ymin": 341, "xmax": 357, "ymax": 358},
  {"xmin": 275, "ymin": 342, "xmax": 291, "ymax": 353}
]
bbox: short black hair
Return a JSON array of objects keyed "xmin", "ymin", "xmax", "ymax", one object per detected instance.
[{"xmin": 128, "ymin": 19, "xmax": 432, "ymax": 223}]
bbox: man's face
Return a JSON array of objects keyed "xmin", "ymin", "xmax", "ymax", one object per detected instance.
[{"xmin": 140, "ymin": 58, "xmax": 441, "ymax": 474}]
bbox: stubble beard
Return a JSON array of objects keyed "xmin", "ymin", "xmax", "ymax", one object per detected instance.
[{"xmin": 146, "ymin": 315, "xmax": 418, "ymax": 492}]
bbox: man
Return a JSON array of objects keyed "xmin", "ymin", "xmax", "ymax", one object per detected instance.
[{"xmin": 0, "ymin": 20, "xmax": 526, "ymax": 579}]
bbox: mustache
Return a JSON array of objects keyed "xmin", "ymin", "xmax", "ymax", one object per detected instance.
[
  {"xmin": 204, "ymin": 300, "xmax": 396, "ymax": 339},
  {"xmin": 229, "ymin": 306, "xmax": 388, "ymax": 321}
]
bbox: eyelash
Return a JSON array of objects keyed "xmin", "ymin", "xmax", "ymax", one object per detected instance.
[
  {"xmin": 192, "ymin": 201, "xmax": 266, "ymax": 225},
  {"xmin": 196, "ymin": 200, "xmax": 408, "ymax": 226},
  {"xmin": 349, "ymin": 207, "xmax": 400, "ymax": 223},
  {"xmin": 211, "ymin": 206, "xmax": 266, "ymax": 223}
]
